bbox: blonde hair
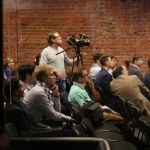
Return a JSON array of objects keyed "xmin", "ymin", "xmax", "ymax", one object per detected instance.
[
  {"xmin": 34, "ymin": 64, "xmax": 53, "ymax": 81},
  {"xmin": 4, "ymin": 57, "xmax": 14, "ymax": 69}
]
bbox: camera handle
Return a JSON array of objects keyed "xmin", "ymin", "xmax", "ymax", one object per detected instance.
[{"xmin": 55, "ymin": 47, "xmax": 73, "ymax": 55}]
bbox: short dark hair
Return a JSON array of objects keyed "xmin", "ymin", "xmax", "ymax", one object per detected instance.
[
  {"xmin": 18, "ymin": 63, "xmax": 36, "ymax": 81},
  {"xmin": 100, "ymin": 54, "xmax": 110, "ymax": 66},
  {"xmin": 110, "ymin": 54, "xmax": 115, "ymax": 60},
  {"xmin": 47, "ymin": 32, "xmax": 58, "ymax": 45},
  {"xmin": 112, "ymin": 66, "xmax": 123, "ymax": 79},
  {"xmin": 148, "ymin": 58, "xmax": 150, "ymax": 69},
  {"xmin": 73, "ymin": 66, "xmax": 86, "ymax": 81},
  {"xmin": 131, "ymin": 54, "xmax": 142, "ymax": 64},
  {"xmin": 34, "ymin": 53, "xmax": 41, "ymax": 65},
  {"xmin": 92, "ymin": 53, "xmax": 103, "ymax": 63},
  {"xmin": 4, "ymin": 76, "xmax": 20, "ymax": 100},
  {"xmin": 125, "ymin": 59, "xmax": 131, "ymax": 69}
]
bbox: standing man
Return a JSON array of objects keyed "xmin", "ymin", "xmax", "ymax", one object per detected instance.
[
  {"xmin": 128, "ymin": 54, "xmax": 143, "ymax": 82},
  {"xmin": 40, "ymin": 32, "xmax": 87, "ymax": 93}
]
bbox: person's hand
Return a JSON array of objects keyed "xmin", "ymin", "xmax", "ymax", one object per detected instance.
[
  {"xmin": 80, "ymin": 52, "xmax": 87, "ymax": 59},
  {"xmin": 53, "ymin": 70, "xmax": 62, "ymax": 81},
  {"xmin": 51, "ymin": 85, "xmax": 59, "ymax": 96},
  {"xmin": 66, "ymin": 118, "xmax": 77, "ymax": 127}
]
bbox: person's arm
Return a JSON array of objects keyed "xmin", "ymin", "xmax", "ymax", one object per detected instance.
[
  {"xmin": 53, "ymin": 69, "xmax": 62, "ymax": 81},
  {"xmin": 35, "ymin": 90, "xmax": 71, "ymax": 121}
]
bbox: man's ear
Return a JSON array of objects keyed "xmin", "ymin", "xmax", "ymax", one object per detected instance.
[
  {"xmin": 51, "ymin": 38, "xmax": 55, "ymax": 43},
  {"xmin": 42, "ymin": 76, "xmax": 46, "ymax": 82}
]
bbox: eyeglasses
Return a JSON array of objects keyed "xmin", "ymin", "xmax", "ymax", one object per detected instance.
[{"xmin": 81, "ymin": 73, "xmax": 89, "ymax": 77}]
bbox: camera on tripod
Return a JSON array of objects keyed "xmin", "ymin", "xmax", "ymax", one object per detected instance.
[{"xmin": 67, "ymin": 33, "xmax": 90, "ymax": 48}]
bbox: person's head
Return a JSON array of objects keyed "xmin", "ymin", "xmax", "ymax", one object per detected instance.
[
  {"xmin": 18, "ymin": 63, "xmax": 36, "ymax": 85},
  {"xmin": 110, "ymin": 54, "xmax": 116, "ymax": 69},
  {"xmin": 73, "ymin": 66, "xmax": 89, "ymax": 84},
  {"xmin": 147, "ymin": 58, "xmax": 150, "ymax": 69},
  {"xmin": 4, "ymin": 57, "xmax": 14, "ymax": 70},
  {"xmin": 92, "ymin": 53, "xmax": 103, "ymax": 63},
  {"xmin": 0, "ymin": 125, "xmax": 10, "ymax": 150},
  {"xmin": 112, "ymin": 65, "xmax": 128, "ymax": 79},
  {"xmin": 34, "ymin": 53, "xmax": 41, "ymax": 65},
  {"xmin": 4, "ymin": 76, "xmax": 24, "ymax": 102},
  {"xmin": 100, "ymin": 54, "xmax": 113, "ymax": 69},
  {"xmin": 125, "ymin": 58, "xmax": 131, "ymax": 69},
  {"xmin": 47, "ymin": 32, "xmax": 62, "ymax": 47},
  {"xmin": 131, "ymin": 54, "xmax": 143, "ymax": 68},
  {"xmin": 34, "ymin": 64, "xmax": 56, "ymax": 89},
  {"xmin": 11, "ymin": 66, "xmax": 18, "ymax": 76}
]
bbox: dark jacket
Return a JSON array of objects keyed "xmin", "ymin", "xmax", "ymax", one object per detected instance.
[
  {"xmin": 96, "ymin": 68, "xmax": 113, "ymax": 97},
  {"xmin": 5, "ymin": 100, "xmax": 45, "ymax": 132},
  {"xmin": 128, "ymin": 65, "xmax": 143, "ymax": 82}
]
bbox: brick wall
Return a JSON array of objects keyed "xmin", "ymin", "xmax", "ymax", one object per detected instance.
[{"xmin": 3, "ymin": 0, "xmax": 150, "ymax": 75}]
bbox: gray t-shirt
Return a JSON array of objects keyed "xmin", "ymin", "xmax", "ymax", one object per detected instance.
[{"xmin": 40, "ymin": 46, "xmax": 73, "ymax": 80}]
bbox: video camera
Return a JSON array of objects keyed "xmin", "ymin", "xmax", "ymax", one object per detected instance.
[{"xmin": 67, "ymin": 33, "xmax": 90, "ymax": 48}]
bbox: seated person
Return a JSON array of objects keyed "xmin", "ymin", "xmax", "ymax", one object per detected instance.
[
  {"xmin": 4, "ymin": 76, "xmax": 51, "ymax": 134},
  {"xmin": 18, "ymin": 63, "xmax": 36, "ymax": 96},
  {"xmin": 23, "ymin": 64, "xmax": 75, "ymax": 127},
  {"xmin": 89, "ymin": 53, "xmax": 103, "ymax": 80},
  {"xmin": 110, "ymin": 65, "xmax": 150, "ymax": 115},
  {"xmin": 95, "ymin": 54, "xmax": 115, "ymax": 108},
  {"xmin": 18, "ymin": 62, "xmax": 72, "ymax": 116},
  {"xmin": 144, "ymin": 58, "xmax": 150, "ymax": 91},
  {"xmin": 128, "ymin": 54, "xmax": 143, "ymax": 82},
  {"xmin": 68, "ymin": 66, "xmax": 125, "ymax": 125}
]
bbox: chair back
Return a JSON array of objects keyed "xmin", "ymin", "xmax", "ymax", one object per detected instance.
[
  {"xmin": 5, "ymin": 122, "xmax": 20, "ymax": 137},
  {"xmin": 10, "ymin": 137, "xmax": 111, "ymax": 150},
  {"xmin": 71, "ymin": 101, "xmax": 86, "ymax": 123}
]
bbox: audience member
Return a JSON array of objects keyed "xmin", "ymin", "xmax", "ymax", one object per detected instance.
[
  {"xmin": 18, "ymin": 63, "xmax": 72, "ymax": 116},
  {"xmin": 4, "ymin": 76, "xmax": 51, "ymax": 134},
  {"xmin": 128, "ymin": 54, "xmax": 143, "ymax": 82},
  {"xmin": 109, "ymin": 54, "xmax": 117, "ymax": 75},
  {"xmin": 144, "ymin": 58, "xmax": 150, "ymax": 91},
  {"xmin": 11, "ymin": 66, "xmax": 18, "ymax": 76},
  {"xmin": 18, "ymin": 63, "xmax": 36, "ymax": 96},
  {"xmin": 110, "ymin": 65, "xmax": 150, "ymax": 115},
  {"xmin": 34, "ymin": 53, "xmax": 41, "ymax": 66},
  {"xmin": 125, "ymin": 58, "xmax": 131, "ymax": 70},
  {"xmin": 68, "ymin": 66, "xmax": 140, "ymax": 144},
  {"xmin": 95, "ymin": 54, "xmax": 114, "ymax": 107},
  {"xmin": 23, "ymin": 64, "xmax": 76, "ymax": 127},
  {"xmin": 40, "ymin": 32, "xmax": 87, "ymax": 93},
  {"xmin": 89, "ymin": 53, "xmax": 103, "ymax": 80},
  {"xmin": 69, "ymin": 66, "xmax": 125, "ymax": 125},
  {"xmin": 3, "ymin": 57, "xmax": 14, "ymax": 78}
]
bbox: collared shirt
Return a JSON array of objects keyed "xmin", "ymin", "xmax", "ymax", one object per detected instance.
[
  {"xmin": 23, "ymin": 82, "xmax": 34, "ymax": 96},
  {"xmin": 68, "ymin": 82, "xmax": 91, "ymax": 107},
  {"xmin": 89, "ymin": 64, "xmax": 101, "ymax": 79}
]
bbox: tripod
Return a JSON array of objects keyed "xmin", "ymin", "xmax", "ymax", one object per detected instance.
[{"xmin": 69, "ymin": 46, "xmax": 84, "ymax": 87}]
